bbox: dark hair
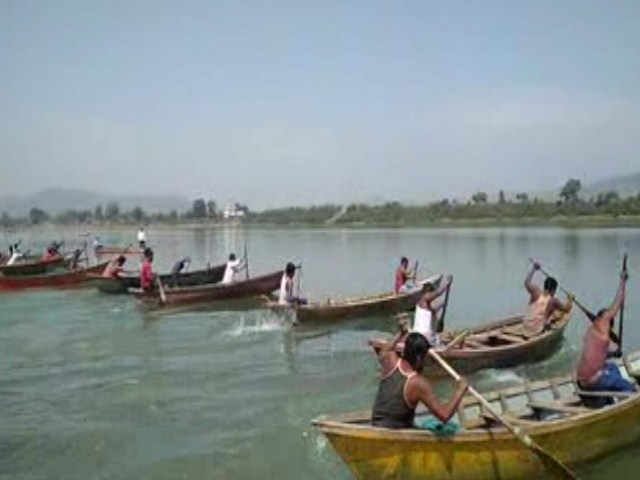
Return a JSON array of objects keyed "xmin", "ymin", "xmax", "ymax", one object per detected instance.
[
  {"xmin": 400, "ymin": 257, "xmax": 409, "ymax": 266},
  {"xmin": 424, "ymin": 282, "xmax": 436, "ymax": 293},
  {"xmin": 403, "ymin": 333, "xmax": 431, "ymax": 369},
  {"xmin": 117, "ymin": 255, "xmax": 126, "ymax": 266},
  {"xmin": 144, "ymin": 247, "xmax": 153, "ymax": 260},
  {"xmin": 229, "ymin": 253, "xmax": 236, "ymax": 261},
  {"xmin": 285, "ymin": 262, "xmax": 296, "ymax": 276},
  {"xmin": 543, "ymin": 277, "xmax": 558, "ymax": 294}
]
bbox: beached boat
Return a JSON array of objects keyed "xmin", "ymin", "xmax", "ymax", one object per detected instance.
[
  {"xmin": 369, "ymin": 309, "xmax": 571, "ymax": 377},
  {"xmin": 0, "ymin": 262, "xmax": 109, "ymax": 291},
  {"xmin": 89, "ymin": 263, "xmax": 226, "ymax": 294},
  {"xmin": 134, "ymin": 269, "xmax": 283, "ymax": 311},
  {"xmin": 267, "ymin": 275, "xmax": 442, "ymax": 324},
  {"xmin": 314, "ymin": 350, "xmax": 640, "ymax": 480},
  {"xmin": 0, "ymin": 255, "xmax": 69, "ymax": 276}
]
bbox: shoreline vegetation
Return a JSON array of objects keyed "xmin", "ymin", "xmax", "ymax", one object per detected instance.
[{"xmin": 3, "ymin": 179, "xmax": 640, "ymax": 230}]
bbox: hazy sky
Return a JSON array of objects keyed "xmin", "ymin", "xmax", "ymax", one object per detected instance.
[{"xmin": 1, "ymin": 0, "xmax": 639, "ymax": 208}]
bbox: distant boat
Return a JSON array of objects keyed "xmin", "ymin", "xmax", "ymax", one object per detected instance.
[{"xmin": 0, "ymin": 262, "xmax": 109, "ymax": 291}]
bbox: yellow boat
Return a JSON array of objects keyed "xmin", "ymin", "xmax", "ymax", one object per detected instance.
[{"xmin": 313, "ymin": 350, "xmax": 640, "ymax": 479}]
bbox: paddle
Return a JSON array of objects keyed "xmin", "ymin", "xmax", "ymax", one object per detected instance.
[
  {"xmin": 243, "ymin": 241, "xmax": 250, "ymax": 280},
  {"xmin": 296, "ymin": 263, "xmax": 302, "ymax": 300},
  {"xmin": 437, "ymin": 276, "xmax": 453, "ymax": 333},
  {"xmin": 428, "ymin": 350, "xmax": 579, "ymax": 480},
  {"xmin": 412, "ymin": 260, "xmax": 419, "ymax": 283},
  {"xmin": 617, "ymin": 254, "xmax": 628, "ymax": 357},
  {"xmin": 156, "ymin": 276, "xmax": 167, "ymax": 303}
]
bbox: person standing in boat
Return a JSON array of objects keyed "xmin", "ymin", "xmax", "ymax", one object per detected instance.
[
  {"xmin": 523, "ymin": 261, "xmax": 573, "ymax": 335},
  {"xmin": 137, "ymin": 227, "xmax": 147, "ymax": 249},
  {"xmin": 411, "ymin": 275, "xmax": 451, "ymax": 347},
  {"xmin": 576, "ymin": 270, "xmax": 634, "ymax": 393},
  {"xmin": 222, "ymin": 253, "xmax": 246, "ymax": 285},
  {"xmin": 6, "ymin": 244, "xmax": 24, "ymax": 266},
  {"xmin": 140, "ymin": 247, "xmax": 154, "ymax": 292},
  {"xmin": 394, "ymin": 257, "xmax": 415, "ymax": 294},
  {"xmin": 371, "ymin": 323, "xmax": 469, "ymax": 429},
  {"xmin": 103, "ymin": 255, "xmax": 127, "ymax": 278},
  {"xmin": 278, "ymin": 262, "xmax": 303, "ymax": 305},
  {"xmin": 170, "ymin": 256, "xmax": 191, "ymax": 287}
]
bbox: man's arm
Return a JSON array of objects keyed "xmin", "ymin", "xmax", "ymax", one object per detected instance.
[
  {"xmin": 411, "ymin": 376, "xmax": 468, "ymax": 423},
  {"xmin": 552, "ymin": 295, "xmax": 573, "ymax": 314},
  {"xmin": 595, "ymin": 273, "xmax": 627, "ymax": 335},
  {"xmin": 524, "ymin": 263, "xmax": 541, "ymax": 299}
]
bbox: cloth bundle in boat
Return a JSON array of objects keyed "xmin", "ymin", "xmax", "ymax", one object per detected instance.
[{"xmin": 415, "ymin": 416, "xmax": 459, "ymax": 437}]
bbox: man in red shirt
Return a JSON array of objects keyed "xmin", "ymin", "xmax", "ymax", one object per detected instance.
[
  {"xmin": 394, "ymin": 257, "xmax": 414, "ymax": 293},
  {"xmin": 140, "ymin": 248, "xmax": 154, "ymax": 291}
]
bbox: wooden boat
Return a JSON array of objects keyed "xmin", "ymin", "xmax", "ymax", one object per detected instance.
[
  {"xmin": 267, "ymin": 275, "xmax": 442, "ymax": 324},
  {"xmin": 313, "ymin": 350, "xmax": 640, "ymax": 480},
  {"xmin": 369, "ymin": 309, "xmax": 571, "ymax": 377},
  {"xmin": 134, "ymin": 269, "xmax": 284, "ymax": 311},
  {"xmin": 89, "ymin": 263, "xmax": 226, "ymax": 294},
  {"xmin": 0, "ymin": 255, "xmax": 69, "ymax": 276},
  {"xmin": 0, "ymin": 262, "xmax": 109, "ymax": 291}
]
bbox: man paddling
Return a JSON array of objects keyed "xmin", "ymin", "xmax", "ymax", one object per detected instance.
[
  {"xmin": 103, "ymin": 256, "xmax": 127, "ymax": 278},
  {"xmin": 576, "ymin": 270, "xmax": 634, "ymax": 393},
  {"xmin": 394, "ymin": 257, "xmax": 415, "ymax": 293},
  {"xmin": 371, "ymin": 322, "xmax": 468, "ymax": 428},
  {"xmin": 222, "ymin": 253, "xmax": 246, "ymax": 285},
  {"xmin": 523, "ymin": 262, "xmax": 573, "ymax": 335},
  {"xmin": 411, "ymin": 275, "xmax": 451, "ymax": 347},
  {"xmin": 170, "ymin": 256, "xmax": 191, "ymax": 287},
  {"xmin": 140, "ymin": 247, "xmax": 154, "ymax": 292}
]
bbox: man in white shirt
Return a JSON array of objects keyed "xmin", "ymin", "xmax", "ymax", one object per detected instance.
[
  {"xmin": 7, "ymin": 244, "xmax": 24, "ymax": 266},
  {"xmin": 137, "ymin": 227, "xmax": 147, "ymax": 249},
  {"xmin": 278, "ymin": 262, "xmax": 298, "ymax": 305},
  {"xmin": 222, "ymin": 253, "xmax": 246, "ymax": 284}
]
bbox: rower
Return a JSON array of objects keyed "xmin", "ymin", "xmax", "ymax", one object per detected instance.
[
  {"xmin": 170, "ymin": 256, "xmax": 191, "ymax": 287},
  {"xmin": 371, "ymin": 324, "xmax": 468, "ymax": 429},
  {"xmin": 523, "ymin": 261, "xmax": 572, "ymax": 335},
  {"xmin": 394, "ymin": 257, "xmax": 415, "ymax": 294},
  {"xmin": 41, "ymin": 243, "xmax": 60, "ymax": 262},
  {"xmin": 6, "ymin": 244, "xmax": 24, "ymax": 266},
  {"xmin": 140, "ymin": 247, "xmax": 154, "ymax": 292},
  {"xmin": 137, "ymin": 227, "xmax": 147, "ymax": 249},
  {"xmin": 411, "ymin": 275, "xmax": 452, "ymax": 347},
  {"xmin": 278, "ymin": 262, "xmax": 302, "ymax": 306},
  {"xmin": 222, "ymin": 253, "xmax": 246, "ymax": 285},
  {"xmin": 576, "ymin": 270, "xmax": 634, "ymax": 394},
  {"xmin": 103, "ymin": 255, "xmax": 126, "ymax": 278}
]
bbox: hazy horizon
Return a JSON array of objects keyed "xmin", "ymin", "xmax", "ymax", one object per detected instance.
[{"xmin": 2, "ymin": 1, "xmax": 639, "ymax": 208}]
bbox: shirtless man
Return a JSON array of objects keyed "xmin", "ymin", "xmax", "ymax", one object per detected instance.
[
  {"xmin": 371, "ymin": 323, "xmax": 468, "ymax": 428},
  {"xmin": 103, "ymin": 256, "xmax": 126, "ymax": 278},
  {"xmin": 576, "ymin": 271, "xmax": 634, "ymax": 393},
  {"xmin": 523, "ymin": 262, "xmax": 572, "ymax": 335}
]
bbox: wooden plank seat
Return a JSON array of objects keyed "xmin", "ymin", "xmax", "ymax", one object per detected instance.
[
  {"xmin": 528, "ymin": 400, "xmax": 590, "ymax": 415},
  {"xmin": 492, "ymin": 332, "xmax": 526, "ymax": 344}
]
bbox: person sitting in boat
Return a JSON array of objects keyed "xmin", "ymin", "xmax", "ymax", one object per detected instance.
[
  {"xmin": 103, "ymin": 255, "xmax": 127, "ymax": 278},
  {"xmin": 222, "ymin": 253, "xmax": 246, "ymax": 285},
  {"xmin": 137, "ymin": 227, "xmax": 147, "ymax": 249},
  {"xmin": 6, "ymin": 244, "xmax": 24, "ymax": 266},
  {"xmin": 41, "ymin": 243, "xmax": 61, "ymax": 262},
  {"xmin": 278, "ymin": 262, "xmax": 305, "ymax": 305},
  {"xmin": 170, "ymin": 256, "xmax": 191, "ymax": 287},
  {"xmin": 371, "ymin": 323, "xmax": 469, "ymax": 429},
  {"xmin": 140, "ymin": 247, "xmax": 155, "ymax": 292},
  {"xmin": 523, "ymin": 262, "xmax": 572, "ymax": 336},
  {"xmin": 411, "ymin": 275, "xmax": 452, "ymax": 347},
  {"xmin": 394, "ymin": 257, "xmax": 415, "ymax": 294},
  {"xmin": 576, "ymin": 270, "xmax": 634, "ymax": 394}
]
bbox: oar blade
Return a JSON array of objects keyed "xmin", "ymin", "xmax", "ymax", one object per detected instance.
[{"xmin": 532, "ymin": 443, "xmax": 578, "ymax": 480}]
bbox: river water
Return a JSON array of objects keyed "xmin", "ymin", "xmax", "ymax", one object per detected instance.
[{"xmin": 1, "ymin": 227, "xmax": 639, "ymax": 479}]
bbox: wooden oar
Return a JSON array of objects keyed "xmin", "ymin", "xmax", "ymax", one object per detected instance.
[
  {"xmin": 156, "ymin": 276, "xmax": 167, "ymax": 304},
  {"xmin": 412, "ymin": 260, "xmax": 419, "ymax": 283},
  {"xmin": 617, "ymin": 254, "xmax": 628, "ymax": 357},
  {"xmin": 429, "ymin": 350, "xmax": 579, "ymax": 480},
  {"xmin": 437, "ymin": 277, "xmax": 453, "ymax": 333},
  {"xmin": 243, "ymin": 241, "xmax": 250, "ymax": 280},
  {"xmin": 441, "ymin": 329, "xmax": 469, "ymax": 352}
]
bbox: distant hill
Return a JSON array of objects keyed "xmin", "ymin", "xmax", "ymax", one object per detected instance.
[
  {"xmin": 0, "ymin": 188, "xmax": 191, "ymax": 216},
  {"xmin": 580, "ymin": 172, "xmax": 640, "ymax": 199}
]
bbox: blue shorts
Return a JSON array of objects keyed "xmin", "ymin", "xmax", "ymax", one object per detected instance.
[{"xmin": 587, "ymin": 362, "xmax": 636, "ymax": 393}]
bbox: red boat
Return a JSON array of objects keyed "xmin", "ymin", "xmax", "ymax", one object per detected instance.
[
  {"xmin": 0, "ymin": 262, "xmax": 109, "ymax": 291},
  {"xmin": 0, "ymin": 256, "xmax": 70, "ymax": 276},
  {"xmin": 135, "ymin": 269, "xmax": 283, "ymax": 311}
]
